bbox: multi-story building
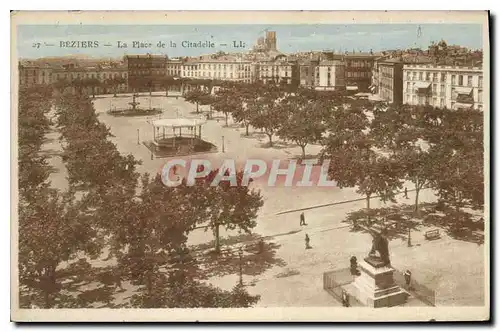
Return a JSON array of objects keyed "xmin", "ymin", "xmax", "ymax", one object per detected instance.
[
  {"xmin": 378, "ymin": 60, "xmax": 404, "ymax": 104},
  {"xmin": 181, "ymin": 59, "xmax": 199, "ymax": 79},
  {"xmin": 298, "ymin": 59, "xmax": 319, "ymax": 88},
  {"xmin": 125, "ymin": 54, "xmax": 167, "ymax": 92},
  {"xmin": 344, "ymin": 52, "xmax": 377, "ymax": 92},
  {"xmin": 52, "ymin": 63, "xmax": 128, "ymax": 95},
  {"xmin": 257, "ymin": 56, "xmax": 298, "ymax": 86},
  {"xmin": 166, "ymin": 58, "xmax": 183, "ymax": 77},
  {"xmin": 314, "ymin": 60, "xmax": 345, "ymax": 91},
  {"xmin": 378, "ymin": 56, "xmax": 432, "ymax": 104},
  {"xmin": 403, "ymin": 64, "xmax": 484, "ymax": 110},
  {"xmin": 370, "ymin": 54, "xmax": 391, "ymax": 94},
  {"xmin": 195, "ymin": 58, "xmax": 253, "ymax": 83},
  {"xmin": 19, "ymin": 62, "xmax": 53, "ymax": 87}
]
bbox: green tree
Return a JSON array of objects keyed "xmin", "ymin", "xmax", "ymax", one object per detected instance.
[
  {"xmin": 278, "ymin": 89, "xmax": 326, "ymax": 159},
  {"xmin": 160, "ymin": 76, "xmax": 177, "ymax": 97},
  {"xmin": 184, "ymin": 89, "xmax": 205, "ymax": 113},
  {"xmin": 194, "ymin": 168, "xmax": 264, "ymax": 253},
  {"xmin": 248, "ymin": 84, "xmax": 286, "ymax": 147}
]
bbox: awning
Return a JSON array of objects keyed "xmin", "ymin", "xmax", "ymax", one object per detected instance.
[
  {"xmin": 414, "ymin": 82, "xmax": 431, "ymax": 89},
  {"xmin": 455, "ymin": 87, "xmax": 473, "ymax": 95},
  {"xmin": 453, "ymin": 102, "xmax": 474, "ymax": 110},
  {"xmin": 346, "ymin": 86, "xmax": 359, "ymax": 91}
]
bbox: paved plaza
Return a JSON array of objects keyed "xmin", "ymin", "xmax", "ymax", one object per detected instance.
[{"xmin": 42, "ymin": 93, "xmax": 485, "ymax": 307}]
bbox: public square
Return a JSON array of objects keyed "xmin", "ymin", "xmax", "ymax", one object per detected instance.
[{"xmin": 41, "ymin": 92, "xmax": 485, "ymax": 307}]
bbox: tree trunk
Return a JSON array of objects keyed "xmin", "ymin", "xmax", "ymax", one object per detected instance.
[
  {"xmin": 214, "ymin": 224, "xmax": 220, "ymax": 253},
  {"xmin": 267, "ymin": 133, "xmax": 273, "ymax": 147},
  {"xmin": 245, "ymin": 123, "xmax": 249, "ymax": 136},
  {"xmin": 414, "ymin": 185, "xmax": 420, "ymax": 213},
  {"xmin": 43, "ymin": 264, "xmax": 57, "ymax": 309},
  {"xmin": 225, "ymin": 112, "xmax": 229, "ymax": 126},
  {"xmin": 196, "ymin": 102, "xmax": 199, "ymax": 113},
  {"xmin": 146, "ymin": 272, "xmax": 153, "ymax": 300},
  {"xmin": 300, "ymin": 145, "xmax": 306, "ymax": 159},
  {"xmin": 366, "ymin": 194, "xmax": 371, "ymax": 210}
]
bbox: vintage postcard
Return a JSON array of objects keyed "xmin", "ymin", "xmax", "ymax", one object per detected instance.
[{"xmin": 10, "ymin": 11, "xmax": 490, "ymax": 322}]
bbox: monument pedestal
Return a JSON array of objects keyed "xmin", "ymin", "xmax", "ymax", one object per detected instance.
[{"xmin": 351, "ymin": 259, "xmax": 408, "ymax": 308}]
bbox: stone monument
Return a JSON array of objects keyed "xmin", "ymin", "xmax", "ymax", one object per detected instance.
[{"xmin": 351, "ymin": 226, "xmax": 408, "ymax": 307}]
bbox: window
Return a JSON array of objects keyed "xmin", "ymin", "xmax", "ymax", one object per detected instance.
[
  {"xmin": 451, "ymin": 75, "xmax": 456, "ymax": 85},
  {"xmin": 458, "ymin": 75, "xmax": 463, "ymax": 86},
  {"xmin": 432, "ymin": 84, "xmax": 437, "ymax": 95},
  {"xmin": 433, "ymin": 73, "xmax": 437, "ymax": 82},
  {"xmin": 433, "ymin": 97, "xmax": 437, "ymax": 106},
  {"xmin": 479, "ymin": 76, "xmax": 483, "ymax": 88},
  {"xmin": 479, "ymin": 90, "xmax": 483, "ymax": 103},
  {"xmin": 440, "ymin": 84, "xmax": 445, "ymax": 96},
  {"xmin": 426, "ymin": 72, "xmax": 431, "ymax": 81},
  {"xmin": 468, "ymin": 76, "xmax": 473, "ymax": 87},
  {"xmin": 413, "ymin": 72, "xmax": 417, "ymax": 80},
  {"xmin": 440, "ymin": 98, "xmax": 444, "ymax": 108},
  {"xmin": 406, "ymin": 82, "xmax": 410, "ymax": 92},
  {"xmin": 419, "ymin": 72, "xmax": 423, "ymax": 80},
  {"xmin": 441, "ymin": 73, "xmax": 446, "ymax": 82}
]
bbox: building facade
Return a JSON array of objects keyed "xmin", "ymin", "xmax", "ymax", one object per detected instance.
[
  {"xmin": 378, "ymin": 61, "xmax": 404, "ymax": 104},
  {"xmin": 257, "ymin": 58, "xmax": 298, "ymax": 86},
  {"xmin": 125, "ymin": 54, "xmax": 167, "ymax": 92},
  {"xmin": 298, "ymin": 59, "xmax": 318, "ymax": 88},
  {"xmin": 344, "ymin": 53, "xmax": 377, "ymax": 92},
  {"xmin": 314, "ymin": 60, "xmax": 345, "ymax": 91},
  {"xmin": 53, "ymin": 65, "xmax": 128, "ymax": 95},
  {"xmin": 19, "ymin": 63, "xmax": 53, "ymax": 87},
  {"xmin": 403, "ymin": 64, "xmax": 484, "ymax": 110},
  {"xmin": 166, "ymin": 58, "xmax": 183, "ymax": 77},
  {"xmin": 195, "ymin": 59, "xmax": 253, "ymax": 83},
  {"xmin": 378, "ymin": 56, "xmax": 433, "ymax": 104}
]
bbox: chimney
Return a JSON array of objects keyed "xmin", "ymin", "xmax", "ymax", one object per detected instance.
[{"xmin": 370, "ymin": 49, "xmax": 373, "ymax": 55}]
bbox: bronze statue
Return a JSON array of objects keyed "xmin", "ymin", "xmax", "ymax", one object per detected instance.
[{"xmin": 362, "ymin": 226, "xmax": 391, "ymax": 267}]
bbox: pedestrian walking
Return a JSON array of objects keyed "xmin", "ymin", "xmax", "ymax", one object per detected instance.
[
  {"xmin": 350, "ymin": 256, "xmax": 359, "ymax": 276},
  {"xmin": 305, "ymin": 234, "xmax": 311, "ymax": 249},
  {"xmin": 404, "ymin": 187, "xmax": 409, "ymax": 199},
  {"xmin": 299, "ymin": 212, "xmax": 307, "ymax": 226},
  {"xmin": 341, "ymin": 290, "xmax": 350, "ymax": 307},
  {"xmin": 404, "ymin": 269, "xmax": 412, "ymax": 290}
]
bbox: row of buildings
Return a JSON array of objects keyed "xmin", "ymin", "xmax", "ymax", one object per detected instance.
[
  {"xmin": 19, "ymin": 61, "xmax": 128, "ymax": 95},
  {"xmin": 19, "ymin": 52, "xmax": 378, "ymax": 93},
  {"xmin": 376, "ymin": 59, "xmax": 484, "ymax": 110},
  {"xmin": 18, "ymin": 31, "xmax": 484, "ymax": 110}
]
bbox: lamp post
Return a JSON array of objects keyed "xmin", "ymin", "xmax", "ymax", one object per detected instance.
[
  {"xmin": 407, "ymin": 220, "xmax": 412, "ymax": 247},
  {"xmin": 137, "ymin": 129, "xmax": 140, "ymax": 145},
  {"xmin": 222, "ymin": 135, "xmax": 225, "ymax": 153}
]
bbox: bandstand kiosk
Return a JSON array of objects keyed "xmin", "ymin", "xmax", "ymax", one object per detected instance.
[{"xmin": 150, "ymin": 116, "xmax": 207, "ymax": 153}]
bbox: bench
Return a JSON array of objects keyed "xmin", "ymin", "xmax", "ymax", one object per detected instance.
[{"xmin": 424, "ymin": 229, "xmax": 441, "ymax": 240}]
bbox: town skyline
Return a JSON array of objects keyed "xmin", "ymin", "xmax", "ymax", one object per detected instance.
[{"xmin": 17, "ymin": 24, "xmax": 483, "ymax": 59}]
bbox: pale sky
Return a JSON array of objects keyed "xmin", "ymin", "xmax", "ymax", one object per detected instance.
[{"xmin": 17, "ymin": 24, "xmax": 483, "ymax": 59}]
